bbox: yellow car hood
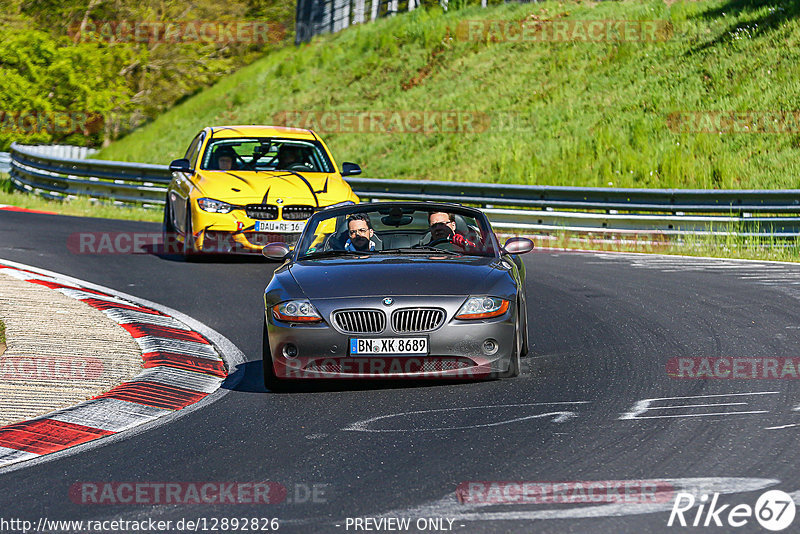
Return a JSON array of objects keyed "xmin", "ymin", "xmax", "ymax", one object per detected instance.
[{"xmin": 194, "ymin": 170, "xmax": 353, "ymax": 205}]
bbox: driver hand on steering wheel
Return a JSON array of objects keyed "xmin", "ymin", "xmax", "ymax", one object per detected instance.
[{"xmin": 428, "ymin": 211, "xmax": 476, "ymax": 249}]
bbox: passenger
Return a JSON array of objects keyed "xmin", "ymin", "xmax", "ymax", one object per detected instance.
[
  {"xmin": 345, "ymin": 214, "xmax": 377, "ymax": 252},
  {"xmin": 428, "ymin": 211, "xmax": 476, "ymax": 249},
  {"xmin": 213, "ymin": 146, "xmax": 237, "ymax": 171}
]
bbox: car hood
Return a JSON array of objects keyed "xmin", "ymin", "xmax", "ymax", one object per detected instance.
[
  {"xmin": 288, "ymin": 255, "xmax": 512, "ymax": 298},
  {"xmin": 193, "ymin": 170, "xmax": 354, "ymax": 204}
]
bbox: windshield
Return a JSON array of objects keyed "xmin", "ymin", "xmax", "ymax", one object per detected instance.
[
  {"xmin": 296, "ymin": 205, "xmax": 498, "ymax": 259},
  {"xmin": 200, "ymin": 137, "xmax": 334, "ymax": 173}
]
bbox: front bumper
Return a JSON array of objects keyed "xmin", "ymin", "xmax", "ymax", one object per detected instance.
[
  {"xmin": 198, "ymin": 230, "xmax": 301, "ymax": 254},
  {"xmin": 264, "ymin": 296, "xmax": 517, "ymax": 380}
]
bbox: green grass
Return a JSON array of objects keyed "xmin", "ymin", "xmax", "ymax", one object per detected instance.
[
  {"xmin": 521, "ymin": 231, "xmax": 800, "ymax": 263},
  {"xmin": 97, "ymin": 0, "xmax": 800, "ymax": 189},
  {"xmin": 0, "ymin": 175, "xmax": 161, "ymax": 222}
]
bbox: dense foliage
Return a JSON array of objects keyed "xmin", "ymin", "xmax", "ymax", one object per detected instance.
[{"xmin": 0, "ymin": 0, "xmax": 294, "ymax": 149}]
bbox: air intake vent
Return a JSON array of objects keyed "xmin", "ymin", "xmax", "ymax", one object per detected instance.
[
  {"xmin": 333, "ymin": 309, "xmax": 386, "ymax": 334},
  {"xmin": 392, "ymin": 308, "xmax": 445, "ymax": 333},
  {"xmin": 282, "ymin": 205, "xmax": 315, "ymax": 220},
  {"xmin": 245, "ymin": 204, "xmax": 279, "ymax": 220}
]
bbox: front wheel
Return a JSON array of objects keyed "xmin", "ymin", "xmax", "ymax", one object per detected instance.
[
  {"xmin": 262, "ymin": 318, "xmax": 290, "ymax": 392},
  {"xmin": 162, "ymin": 197, "xmax": 180, "ymax": 254},
  {"xmin": 496, "ymin": 317, "xmax": 521, "ymax": 379},
  {"xmin": 183, "ymin": 205, "xmax": 198, "ymax": 259}
]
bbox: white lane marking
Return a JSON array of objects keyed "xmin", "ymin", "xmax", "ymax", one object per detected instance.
[
  {"xmin": 643, "ymin": 402, "xmax": 749, "ymax": 410},
  {"xmin": 764, "ymin": 423, "xmax": 800, "ymax": 430},
  {"xmin": 47, "ymin": 398, "xmax": 171, "ymax": 432},
  {"xmin": 620, "ymin": 392, "xmax": 779, "ymax": 420},
  {"xmin": 129, "ymin": 367, "xmax": 224, "ymax": 393},
  {"xmin": 624, "ymin": 411, "xmax": 769, "ymax": 420},
  {"xmin": 134, "ymin": 336, "xmax": 220, "ymax": 359},
  {"xmin": 0, "ymin": 447, "xmax": 39, "ymax": 468},
  {"xmin": 344, "ymin": 402, "xmax": 589, "ymax": 432},
  {"xmin": 369, "ymin": 478, "xmax": 779, "ymax": 523},
  {"xmin": 101, "ymin": 308, "xmax": 190, "ymax": 330}
]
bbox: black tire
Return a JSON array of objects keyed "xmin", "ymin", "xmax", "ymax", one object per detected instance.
[
  {"xmin": 519, "ymin": 296, "xmax": 529, "ymax": 358},
  {"xmin": 496, "ymin": 316, "xmax": 521, "ymax": 379},
  {"xmin": 162, "ymin": 197, "xmax": 179, "ymax": 254},
  {"xmin": 183, "ymin": 205, "xmax": 197, "ymax": 259},
  {"xmin": 262, "ymin": 318, "xmax": 290, "ymax": 392}
]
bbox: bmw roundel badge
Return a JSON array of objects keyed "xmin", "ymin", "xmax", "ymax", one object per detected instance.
[{"xmin": 382, "ymin": 297, "xmax": 393, "ymax": 306}]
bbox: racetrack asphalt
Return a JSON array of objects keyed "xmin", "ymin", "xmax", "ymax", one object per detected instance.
[{"xmin": 1, "ymin": 209, "xmax": 800, "ymax": 533}]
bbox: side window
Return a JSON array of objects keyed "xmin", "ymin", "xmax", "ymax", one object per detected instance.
[{"xmin": 184, "ymin": 132, "xmax": 205, "ymax": 169}]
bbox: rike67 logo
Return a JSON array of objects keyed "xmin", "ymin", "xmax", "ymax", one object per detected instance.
[{"xmin": 668, "ymin": 490, "xmax": 796, "ymax": 531}]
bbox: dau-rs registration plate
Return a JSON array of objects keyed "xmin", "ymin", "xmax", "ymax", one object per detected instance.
[{"xmin": 254, "ymin": 221, "xmax": 305, "ymax": 233}]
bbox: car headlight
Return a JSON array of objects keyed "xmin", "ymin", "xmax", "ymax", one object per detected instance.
[
  {"xmin": 455, "ymin": 296, "xmax": 509, "ymax": 320},
  {"xmin": 197, "ymin": 197, "xmax": 233, "ymax": 214},
  {"xmin": 272, "ymin": 300, "xmax": 322, "ymax": 323}
]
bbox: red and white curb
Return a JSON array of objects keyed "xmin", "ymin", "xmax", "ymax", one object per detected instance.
[
  {"xmin": 0, "ymin": 204, "xmax": 58, "ymax": 214},
  {"xmin": 0, "ymin": 259, "xmax": 244, "ymax": 471}
]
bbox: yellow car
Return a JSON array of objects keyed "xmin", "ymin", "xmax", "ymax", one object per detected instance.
[{"xmin": 163, "ymin": 125, "xmax": 361, "ymax": 255}]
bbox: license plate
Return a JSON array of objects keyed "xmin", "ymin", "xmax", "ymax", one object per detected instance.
[
  {"xmin": 349, "ymin": 337, "xmax": 428, "ymax": 355},
  {"xmin": 254, "ymin": 221, "xmax": 305, "ymax": 233}
]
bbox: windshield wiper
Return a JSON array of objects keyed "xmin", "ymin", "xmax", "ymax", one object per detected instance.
[
  {"xmin": 298, "ymin": 249, "xmax": 374, "ymax": 260},
  {"xmin": 381, "ymin": 247, "xmax": 461, "ymax": 255}
]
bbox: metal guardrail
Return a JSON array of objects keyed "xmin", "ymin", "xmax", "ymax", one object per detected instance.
[
  {"xmin": 0, "ymin": 152, "xmax": 9, "ymax": 174},
  {"xmin": 8, "ymin": 142, "xmax": 800, "ymax": 236}
]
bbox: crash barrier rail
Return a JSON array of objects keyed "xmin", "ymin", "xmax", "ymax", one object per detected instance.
[
  {"xmin": 8, "ymin": 142, "xmax": 800, "ymax": 236},
  {"xmin": 0, "ymin": 152, "xmax": 9, "ymax": 174},
  {"xmin": 296, "ymin": 0, "xmax": 433, "ymax": 44}
]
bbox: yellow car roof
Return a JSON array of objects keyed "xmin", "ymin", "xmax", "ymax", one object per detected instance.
[{"xmin": 208, "ymin": 125, "xmax": 317, "ymax": 140}]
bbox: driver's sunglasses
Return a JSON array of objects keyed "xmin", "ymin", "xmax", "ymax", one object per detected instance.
[{"xmin": 349, "ymin": 228, "xmax": 370, "ymax": 236}]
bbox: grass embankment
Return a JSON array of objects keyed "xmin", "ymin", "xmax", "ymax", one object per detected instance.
[
  {"xmin": 0, "ymin": 175, "xmax": 161, "ymax": 222},
  {"xmin": 99, "ymin": 0, "xmax": 800, "ymax": 189},
  {"xmin": 522, "ymin": 232, "xmax": 800, "ymax": 262}
]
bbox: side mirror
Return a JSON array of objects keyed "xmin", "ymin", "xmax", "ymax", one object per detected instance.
[
  {"xmin": 504, "ymin": 237, "xmax": 534, "ymax": 254},
  {"xmin": 169, "ymin": 158, "xmax": 191, "ymax": 172},
  {"xmin": 262, "ymin": 242, "xmax": 291, "ymax": 260},
  {"xmin": 341, "ymin": 162, "xmax": 362, "ymax": 177}
]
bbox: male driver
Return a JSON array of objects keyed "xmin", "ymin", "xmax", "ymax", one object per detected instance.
[
  {"xmin": 276, "ymin": 144, "xmax": 308, "ymax": 170},
  {"xmin": 345, "ymin": 213, "xmax": 377, "ymax": 252},
  {"xmin": 213, "ymin": 146, "xmax": 237, "ymax": 171},
  {"xmin": 428, "ymin": 211, "xmax": 476, "ymax": 249}
]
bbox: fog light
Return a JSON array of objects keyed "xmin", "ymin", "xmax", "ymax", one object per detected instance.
[
  {"xmin": 283, "ymin": 344, "xmax": 299, "ymax": 358},
  {"xmin": 482, "ymin": 339, "xmax": 498, "ymax": 355}
]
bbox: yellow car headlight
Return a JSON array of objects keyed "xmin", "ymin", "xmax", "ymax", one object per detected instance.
[{"xmin": 197, "ymin": 197, "xmax": 234, "ymax": 214}]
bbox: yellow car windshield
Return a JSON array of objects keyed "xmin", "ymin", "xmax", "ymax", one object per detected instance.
[{"xmin": 201, "ymin": 138, "xmax": 334, "ymax": 173}]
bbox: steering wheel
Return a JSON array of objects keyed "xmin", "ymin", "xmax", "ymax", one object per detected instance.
[
  {"xmin": 286, "ymin": 162, "xmax": 313, "ymax": 171},
  {"xmin": 412, "ymin": 238, "xmax": 451, "ymax": 248}
]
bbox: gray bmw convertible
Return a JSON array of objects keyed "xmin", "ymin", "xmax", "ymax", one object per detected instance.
[{"xmin": 261, "ymin": 201, "xmax": 533, "ymax": 390}]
